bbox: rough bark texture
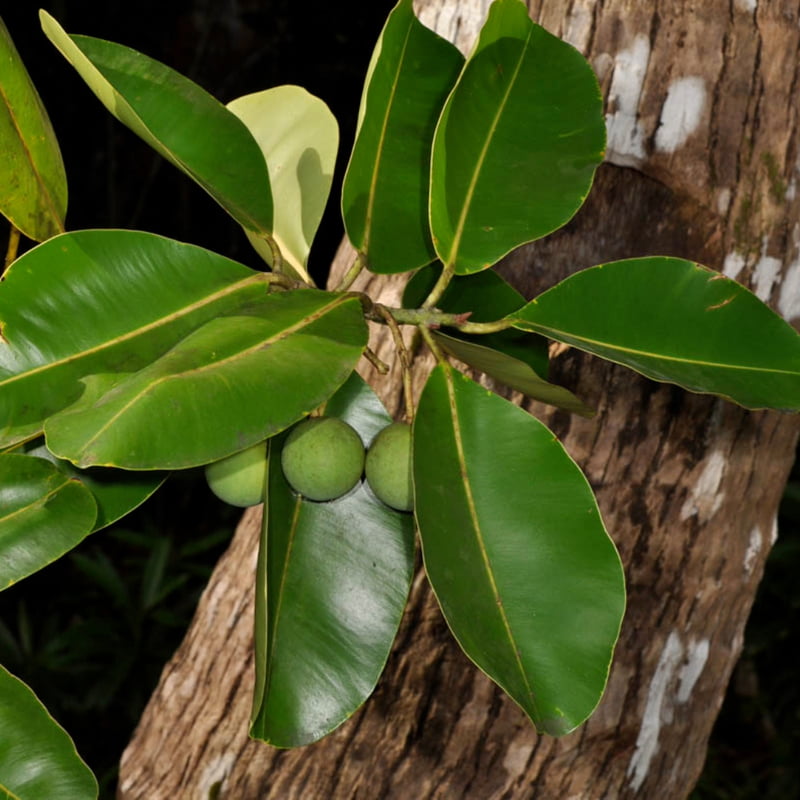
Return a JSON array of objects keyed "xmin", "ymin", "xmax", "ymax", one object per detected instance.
[{"xmin": 118, "ymin": 1, "xmax": 800, "ymax": 798}]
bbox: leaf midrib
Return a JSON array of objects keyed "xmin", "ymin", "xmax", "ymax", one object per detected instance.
[
  {"xmin": 0, "ymin": 474, "xmax": 78, "ymax": 525},
  {"xmin": 443, "ymin": 25, "xmax": 533, "ymax": 269},
  {"xmin": 0, "ymin": 82, "xmax": 65, "ymax": 236},
  {"xmin": 361, "ymin": 16, "xmax": 415, "ymax": 255},
  {"xmin": 261, "ymin": 491, "xmax": 303, "ymax": 741},
  {"xmin": 64, "ymin": 294, "xmax": 359, "ymax": 461},
  {"xmin": 443, "ymin": 365, "xmax": 539, "ymax": 715},
  {"xmin": 55, "ymin": 23, "xmax": 270, "ymax": 235},
  {"xmin": 516, "ymin": 321, "xmax": 800, "ymax": 376},
  {"xmin": 0, "ymin": 272, "xmax": 269, "ymax": 392}
]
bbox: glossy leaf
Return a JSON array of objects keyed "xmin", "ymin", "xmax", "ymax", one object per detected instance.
[
  {"xmin": 40, "ymin": 11, "xmax": 272, "ymax": 235},
  {"xmin": 22, "ymin": 440, "xmax": 166, "ymax": 531},
  {"xmin": 0, "ymin": 453, "xmax": 96, "ymax": 589},
  {"xmin": 252, "ymin": 372, "xmax": 415, "ymax": 747},
  {"xmin": 0, "ymin": 666, "xmax": 97, "ymax": 799},
  {"xmin": 430, "ymin": 0, "xmax": 605, "ymax": 273},
  {"xmin": 509, "ymin": 257, "xmax": 800, "ymax": 410},
  {"xmin": 342, "ymin": 0, "xmax": 463, "ymax": 273},
  {"xmin": 0, "ymin": 18, "xmax": 67, "ymax": 241},
  {"xmin": 414, "ymin": 365, "xmax": 625, "ymax": 735},
  {"xmin": 45, "ymin": 291, "xmax": 367, "ymax": 469},
  {"xmin": 404, "ymin": 263, "xmax": 549, "ymax": 377},
  {"xmin": 228, "ymin": 86, "xmax": 338, "ymax": 283},
  {"xmin": 0, "ymin": 230, "xmax": 273, "ymax": 448},
  {"xmin": 433, "ymin": 332, "xmax": 594, "ymax": 416}
]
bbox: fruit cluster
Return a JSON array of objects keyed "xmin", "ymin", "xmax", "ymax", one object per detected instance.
[{"xmin": 204, "ymin": 417, "xmax": 413, "ymax": 511}]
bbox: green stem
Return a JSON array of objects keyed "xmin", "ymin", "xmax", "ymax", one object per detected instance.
[
  {"xmin": 372, "ymin": 304, "xmax": 513, "ymax": 334},
  {"xmin": 421, "ymin": 264, "xmax": 454, "ymax": 309},
  {"xmin": 418, "ymin": 324, "xmax": 448, "ymax": 366},
  {"xmin": 334, "ymin": 253, "xmax": 366, "ymax": 292},
  {"xmin": 261, "ymin": 272, "xmax": 304, "ymax": 291},
  {"xmin": 363, "ymin": 346, "xmax": 390, "ymax": 374},
  {"xmin": 376, "ymin": 305, "xmax": 415, "ymax": 421},
  {"xmin": 264, "ymin": 233, "xmax": 285, "ymax": 275},
  {"xmin": 263, "ymin": 233, "xmax": 316, "ymax": 287}
]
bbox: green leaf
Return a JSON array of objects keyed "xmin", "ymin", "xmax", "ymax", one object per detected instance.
[
  {"xmin": 342, "ymin": 0, "xmax": 464, "ymax": 274},
  {"xmin": 252, "ymin": 373, "xmax": 415, "ymax": 747},
  {"xmin": 21, "ymin": 440, "xmax": 166, "ymax": 531},
  {"xmin": 433, "ymin": 332, "xmax": 594, "ymax": 416},
  {"xmin": 430, "ymin": 0, "xmax": 605, "ymax": 273},
  {"xmin": 0, "ymin": 18, "xmax": 67, "ymax": 241},
  {"xmin": 0, "ymin": 454, "xmax": 96, "ymax": 590},
  {"xmin": 0, "ymin": 230, "xmax": 273, "ymax": 448},
  {"xmin": 403, "ymin": 263, "xmax": 549, "ymax": 377},
  {"xmin": 414, "ymin": 365, "xmax": 624, "ymax": 735},
  {"xmin": 228, "ymin": 86, "xmax": 338, "ymax": 283},
  {"xmin": 508, "ymin": 257, "xmax": 800, "ymax": 411},
  {"xmin": 0, "ymin": 665, "xmax": 97, "ymax": 799},
  {"xmin": 44, "ymin": 291, "xmax": 367, "ymax": 469},
  {"xmin": 40, "ymin": 11, "xmax": 272, "ymax": 235}
]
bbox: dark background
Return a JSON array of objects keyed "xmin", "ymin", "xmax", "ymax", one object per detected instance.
[
  {"xmin": 2, "ymin": 0, "xmax": 396, "ymax": 278},
  {"xmin": 1, "ymin": 2, "xmax": 798, "ymax": 798}
]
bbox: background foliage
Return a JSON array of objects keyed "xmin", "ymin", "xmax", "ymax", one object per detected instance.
[{"xmin": 1, "ymin": 2, "xmax": 797, "ymax": 797}]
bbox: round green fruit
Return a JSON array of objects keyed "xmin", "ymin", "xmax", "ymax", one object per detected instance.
[
  {"xmin": 365, "ymin": 422, "xmax": 413, "ymax": 512},
  {"xmin": 205, "ymin": 441, "xmax": 268, "ymax": 507},
  {"xmin": 281, "ymin": 416, "xmax": 365, "ymax": 502}
]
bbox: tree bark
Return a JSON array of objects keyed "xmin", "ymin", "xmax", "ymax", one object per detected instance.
[{"xmin": 118, "ymin": 1, "xmax": 800, "ymax": 798}]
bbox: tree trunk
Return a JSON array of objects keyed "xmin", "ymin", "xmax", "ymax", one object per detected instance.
[{"xmin": 118, "ymin": 1, "xmax": 800, "ymax": 798}]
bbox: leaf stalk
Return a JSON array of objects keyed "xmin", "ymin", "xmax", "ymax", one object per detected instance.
[{"xmin": 3, "ymin": 225, "xmax": 21, "ymax": 273}]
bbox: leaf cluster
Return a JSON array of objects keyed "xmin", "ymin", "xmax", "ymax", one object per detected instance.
[{"xmin": 2, "ymin": 0, "xmax": 800, "ymax": 794}]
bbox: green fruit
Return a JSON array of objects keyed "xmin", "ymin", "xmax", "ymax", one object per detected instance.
[
  {"xmin": 365, "ymin": 422, "xmax": 413, "ymax": 512},
  {"xmin": 281, "ymin": 416, "xmax": 365, "ymax": 501},
  {"xmin": 205, "ymin": 441, "xmax": 268, "ymax": 507}
]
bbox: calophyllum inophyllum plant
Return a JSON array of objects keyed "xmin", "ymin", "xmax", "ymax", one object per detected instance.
[{"xmin": 2, "ymin": 1, "xmax": 800, "ymax": 793}]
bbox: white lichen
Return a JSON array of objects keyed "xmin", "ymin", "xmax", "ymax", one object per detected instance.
[
  {"xmin": 627, "ymin": 632, "xmax": 683, "ymax": 791},
  {"xmin": 628, "ymin": 632, "xmax": 709, "ymax": 791},
  {"xmin": 677, "ymin": 638, "xmax": 710, "ymax": 703},
  {"xmin": 680, "ymin": 449, "xmax": 726, "ymax": 522},
  {"xmin": 777, "ymin": 238, "xmax": 800, "ymax": 322},
  {"xmin": 752, "ymin": 240, "xmax": 782, "ymax": 302},
  {"xmin": 744, "ymin": 525, "xmax": 763, "ymax": 574},
  {"xmin": 654, "ymin": 77, "xmax": 707, "ymax": 154},
  {"xmin": 716, "ymin": 188, "xmax": 732, "ymax": 216},
  {"xmin": 605, "ymin": 35, "xmax": 651, "ymax": 167},
  {"xmin": 722, "ymin": 251, "xmax": 746, "ymax": 281}
]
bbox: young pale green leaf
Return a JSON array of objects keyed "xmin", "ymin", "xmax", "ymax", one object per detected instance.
[
  {"xmin": 40, "ymin": 11, "xmax": 272, "ymax": 235},
  {"xmin": 0, "ymin": 18, "xmax": 67, "ymax": 241},
  {"xmin": 0, "ymin": 454, "xmax": 96, "ymax": 590},
  {"xmin": 0, "ymin": 666, "xmax": 98, "ymax": 799},
  {"xmin": 0, "ymin": 230, "xmax": 272, "ymax": 449},
  {"xmin": 404, "ymin": 263, "xmax": 549, "ymax": 377},
  {"xmin": 430, "ymin": 0, "xmax": 605, "ymax": 273},
  {"xmin": 44, "ymin": 292, "xmax": 367, "ymax": 470},
  {"xmin": 252, "ymin": 373, "xmax": 414, "ymax": 747},
  {"xmin": 414, "ymin": 365, "xmax": 625, "ymax": 735},
  {"xmin": 508, "ymin": 257, "xmax": 800, "ymax": 410},
  {"xmin": 21, "ymin": 440, "xmax": 166, "ymax": 531},
  {"xmin": 342, "ymin": 0, "xmax": 464, "ymax": 274},
  {"xmin": 432, "ymin": 332, "xmax": 594, "ymax": 417},
  {"xmin": 228, "ymin": 86, "xmax": 338, "ymax": 284}
]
